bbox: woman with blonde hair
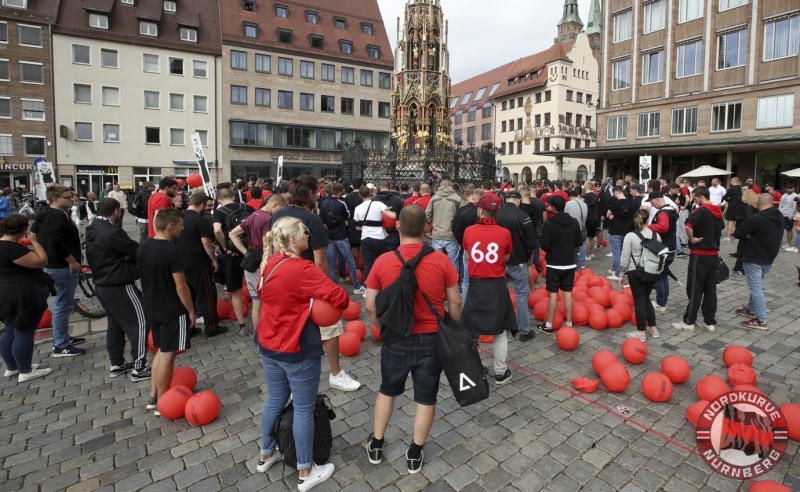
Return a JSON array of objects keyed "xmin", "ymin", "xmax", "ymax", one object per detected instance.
[
  {"xmin": 620, "ymin": 209, "xmax": 661, "ymax": 341},
  {"xmin": 254, "ymin": 216, "xmax": 349, "ymax": 490}
]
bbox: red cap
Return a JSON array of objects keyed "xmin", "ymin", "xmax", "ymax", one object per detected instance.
[{"xmin": 477, "ymin": 194, "xmax": 501, "ymax": 211}]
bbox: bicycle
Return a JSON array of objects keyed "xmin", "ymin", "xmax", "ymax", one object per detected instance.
[{"xmin": 73, "ymin": 266, "xmax": 106, "ymax": 318}]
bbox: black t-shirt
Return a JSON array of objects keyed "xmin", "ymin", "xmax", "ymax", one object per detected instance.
[
  {"xmin": 270, "ymin": 205, "xmax": 329, "ymax": 263},
  {"xmin": 582, "ymin": 193, "xmax": 598, "ymax": 220},
  {"xmin": 137, "ymin": 239, "xmax": 187, "ymax": 322},
  {"xmin": 176, "ymin": 210, "xmax": 214, "ymax": 270},
  {"xmin": 0, "ymin": 240, "xmax": 49, "ymax": 284},
  {"xmin": 520, "ymin": 199, "xmax": 545, "ymax": 230}
]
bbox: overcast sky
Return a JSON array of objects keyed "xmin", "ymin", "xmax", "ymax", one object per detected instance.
[{"xmin": 376, "ymin": 0, "xmax": 593, "ymax": 83}]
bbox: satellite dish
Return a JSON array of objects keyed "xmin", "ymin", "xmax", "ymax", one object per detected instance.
[{"xmin": 585, "ymin": 98, "xmax": 600, "ymax": 112}]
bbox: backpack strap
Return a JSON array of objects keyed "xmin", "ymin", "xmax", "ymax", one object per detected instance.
[
  {"xmin": 362, "ymin": 200, "xmax": 383, "ymax": 227},
  {"xmin": 394, "ymin": 245, "xmax": 442, "ymax": 321},
  {"xmin": 257, "ymin": 258, "xmax": 290, "ymax": 294}
]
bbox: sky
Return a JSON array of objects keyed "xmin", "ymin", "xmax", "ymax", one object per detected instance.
[{"xmin": 376, "ymin": 0, "xmax": 594, "ymax": 83}]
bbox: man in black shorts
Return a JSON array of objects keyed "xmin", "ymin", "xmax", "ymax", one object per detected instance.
[
  {"xmin": 537, "ymin": 196, "xmax": 583, "ymax": 335},
  {"xmin": 138, "ymin": 208, "xmax": 196, "ymax": 416}
]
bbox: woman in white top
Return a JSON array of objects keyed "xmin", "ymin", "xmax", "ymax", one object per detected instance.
[{"xmin": 620, "ymin": 209, "xmax": 661, "ymax": 341}]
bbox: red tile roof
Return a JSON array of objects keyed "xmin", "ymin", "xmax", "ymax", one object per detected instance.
[
  {"xmin": 0, "ymin": 0, "xmax": 59, "ymax": 24},
  {"xmin": 492, "ymin": 41, "xmax": 575, "ymax": 99},
  {"xmin": 449, "ymin": 61, "xmax": 513, "ymax": 115},
  {"xmin": 219, "ymin": 0, "xmax": 393, "ymax": 68}
]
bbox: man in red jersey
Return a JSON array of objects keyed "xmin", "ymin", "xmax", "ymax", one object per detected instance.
[
  {"xmin": 461, "ymin": 194, "xmax": 515, "ymax": 384},
  {"xmin": 147, "ymin": 178, "xmax": 177, "ymax": 238}
]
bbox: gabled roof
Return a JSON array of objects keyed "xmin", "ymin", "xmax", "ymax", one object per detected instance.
[
  {"xmin": 0, "ymin": 0, "xmax": 59, "ymax": 25},
  {"xmin": 492, "ymin": 41, "xmax": 575, "ymax": 99},
  {"xmin": 449, "ymin": 61, "xmax": 513, "ymax": 116}
]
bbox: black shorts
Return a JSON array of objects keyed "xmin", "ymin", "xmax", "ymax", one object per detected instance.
[
  {"xmin": 784, "ymin": 217, "xmax": 794, "ymax": 231},
  {"xmin": 546, "ymin": 267, "xmax": 576, "ymax": 293},
  {"xmin": 151, "ymin": 314, "xmax": 190, "ymax": 353},
  {"xmin": 586, "ymin": 218, "xmax": 600, "ymax": 237},
  {"xmin": 380, "ymin": 334, "xmax": 441, "ymax": 405},
  {"xmin": 223, "ymin": 253, "xmax": 245, "ymax": 292}
]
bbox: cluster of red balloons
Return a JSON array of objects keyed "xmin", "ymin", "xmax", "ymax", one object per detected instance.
[{"xmin": 156, "ymin": 367, "xmax": 220, "ymax": 425}]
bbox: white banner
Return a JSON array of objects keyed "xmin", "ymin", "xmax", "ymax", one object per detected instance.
[
  {"xmin": 277, "ymin": 155, "xmax": 283, "ymax": 183},
  {"xmin": 190, "ymin": 132, "xmax": 215, "ymax": 199},
  {"xmin": 33, "ymin": 157, "xmax": 53, "ymax": 202},
  {"xmin": 639, "ymin": 155, "xmax": 652, "ymax": 183}
]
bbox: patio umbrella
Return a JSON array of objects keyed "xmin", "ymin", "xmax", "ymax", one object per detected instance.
[
  {"xmin": 678, "ymin": 165, "xmax": 733, "ymax": 178},
  {"xmin": 781, "ymin": 168, "xmax": 800, "ymax": 178}
]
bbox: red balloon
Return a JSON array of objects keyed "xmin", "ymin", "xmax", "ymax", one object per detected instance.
[
  {"xmin": 528, "ymin": 290, "xmax": 547, "ymax": 308},
  {"xmin": 748, "ymin": 480, "xmax": 793, "ymax": 492},
  {"xmin": 601, "ymin": 363, "xmax": 630, "ymax": 392},
  {"xmin": 177, "ymin": 179, "xmax": 185, "ymax": 187},
  {"xmin": 358, "ymin": 257, "xmax": 364, "ymax": 270},
  {"xmin": 344, "ymin": 321, "xmax": 366, "ymax": 340},
  {"xmin": 779, "ymin": 403, "xmax": 800, "ymax": 441},
  {"xmin": 723, "ymin": 346, "xmax": 753, "ymax": 368},
  {"xmin": 572, "ymin": 377, "xmax": 599, "ymax": 393},
  {"xmin": 171, "ymin": 366, "xmax": 198, "ymax": 390},
  {"xmin": 343, "ymin": 301, "xmax": 361, "ymax": 321},
  {"xmin": 642, "ymin": 372, "xmax": 673, "ymax": 402},
  {"xmin": 147, "ymin": 331, "xmax": 157, "ymax": 352},
  {"xmin": 661, "ymin": 356, "xmax": 691, "ymax": 384},
  {"xmin": 582, "ymin": 268, "xmax": 595, "ymax": 277},
  {"xmin": 686, "ymin": 400, "xmax": 709, "ymax": 427},
  {"xmin": 478, "ymin": 335, "xmax": 494, "ymax": 344},
  {"xmin": 728, "ymin": 363, "xmax": 757, "ymax": 386},
  {"xmin": 552, "ymin": 311, "xmax": 564, "ymax": 330},
  {"xmin": 733, "ymin": 384, "xmax": 763, "ymax": 395},
  {"xmin": 588, "ymin": 310, "xmax": 608, "ymax": 330},
  {"xmin": 508, "ymin": 288, "xmax": 517, "ymax": 308},
  {"xmin": 592, "ymin": 350, "xmax": 619, "ymax": 376},
  {"xmin": 38, "ymin": 309, "xmax": 52, "ymax": 329},
  {"xmin": 601, "ymin": 239, "xmax": 608, "ymax": 247},
  {"xmin": 371, "ymin": 324, "xmax": 381, "ymax": 341},
  {"xmin": 616, "ymin": 306, "xmax": 631, "ymax": 322},
  {"xmin": 310, "ymin": 299, "xmax": 343, "ymax": 326},
  {"xmin": 589, "ymin": 287, "xmax": 610, "ymax": 308},
  {"xmin": 572, "ymin": 291, "xmax": 588, "ymax": 303},
  {"xmin": 588, "ymin": 276, "xmax": 603, "ymax": 288},
  {"xmin": 158, "ymin": 386, "xmax": 193, "ymax": 419},
  {"xmin": 216, "ymin": 299, "xmax": 231, "ymax": 320},
  {"xmin": 185, "ymin": 391, "xmax": 220, "ymax": 426},
  {"xmin": 186, "ymin": 174, "xmax": 203, "ymax": 188},
  {"xmin": 696, "ymin": 375, "xmax": 730, "ymax": 402},
  {"xmin": 556, "ymin": 327, "xmax": 579, "ymax": 351},
  {"xmin": 18, "ymin": 237, "xmax": 32, "ymax": 246},
  {"xmin": 534, "ymin": 300, "xmax": 549, "ymax": 321},
  {"xmin": 621, "ymin": 338, "xmax": 648, "ymax": 364},
  {"xmin": 339, "ymin": 332, "xmax": 361, "ymax": 357},
  {"xmin": 528, "ymin": 266, "xmax": 539, "ymax": 284},
  {"xmin": 606, "ymin": 309, "xmax": 624, "ymax": 328},
  {"xmin": 607, "ymin": 290, "xmax": 620, "ymax": 305},
  {"xmin": 572, "ymin": 304, "xmax": 589, "ymax": 326},
  {"xmin": 381, "ymin": 215, "xmax": 397, "ymax": 229}
]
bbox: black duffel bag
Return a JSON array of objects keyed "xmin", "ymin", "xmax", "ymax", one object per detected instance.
[{"xmin": 269, "ymin": 394, "xmax": 335, "ymax": 469}]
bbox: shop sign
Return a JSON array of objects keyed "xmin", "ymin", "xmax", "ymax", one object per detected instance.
[
  {"xmin": 77, "ymin": 167, "xmax": 119, "ymax": 174},
  {"xmin": 174, "ymin": 168, "xmax": 200, "ymax": 175},
  {"xmin": 756, "ymin": 150, "xmax": 800, "ymax": 169},
  {"xmin": 1, "ymin": 163, "xmax": 35, "ymax": 171},
  {"xmin": 268, "ymin": 151, "xmax": 341, "ymax": 163}
]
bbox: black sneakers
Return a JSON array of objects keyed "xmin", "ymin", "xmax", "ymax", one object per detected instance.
[
  {"xmin": 110, "ymin": 362, "xmax": 133, "ymax": 378},
  {"xmin": 366, "ymin": 433, "xmax": 383, "ymax": 465},
  {"xmin": 189, "ymin": 327, "xmax": 202, "ymax": 338},
  {"xmin": 495, "ymin": 369, "xmax": 512, "ymax": 385},
  {"xmin": 146, "ymin": 396, "xmax": 158, "ymax": 410},
  {"xmin": 519, "ymin": 332, "xmax": 535, "ymax": 342},
  {"xmin": 52, "ymin": 345, "xmax": 86, "ymax": 357},
  {"xmin": 536, "ymin": 324, "xmax": 555, "ymax": 335},
  {"xmin": 131, "ymin": 367, "xmax": 152, "ymax": 382},
  {"xmin": 69, "ymin": 336, "xmax": 85, "ymax": 345},
  {"xmin": 206, "ymin": 326, "xmax": 229, "ymax": 338},
  {"xmin": 406, "ymin": 447, "xmax": 424, "ymax": 474}
]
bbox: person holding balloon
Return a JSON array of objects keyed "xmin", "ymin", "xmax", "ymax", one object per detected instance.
[
  {"xmin": 620, "ymin": 209, "xmax": 661, "ymax": 342},
  {"xmin": 254, "ymin": 216, "xmax": 349, "ymax": 490}
]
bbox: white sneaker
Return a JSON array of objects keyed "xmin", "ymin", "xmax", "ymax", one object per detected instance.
[
  {"xmin": 4, "ymin": 363, "xmax": 39, "ymax": 377},
  {"xmin": 353, "ymin": 286, "xmax": 366, "ymax": 295},
  {"xmin": 606, "ymin": 274, "xmax": 620, "ymax": 281},
  {"xmin": 671, "ymin": 322, "xmax": 695, "ymax": 331},
  {"xmin": 780, "ymin": 243, "xmax": 789, "ymax": 250},
  {"xmin": 18, "ymin": 368, "xmax": 52, "ymax": 382},
  {"xmin": 329, "ymin": 370, "xmax": 361, "ymax": 392},
  {"xmin": 654, "ymin": 305, "xmax": 667, "ymax": 313},
  {"xmin": 586, "ymin": 255, "xmax": 594, "ymax": 260},
  {"xmin": 256, "ymin": 452, "xmax": 281, "ymax": 473},
  {"xmin": 699, "ymin": 322, "xmax": 716, "ymax": 333},
  {"xmin": 722, "ymin": 237, "xmax": 730, "ymax": 243},
  {"xmin": 647, "ymin": 327, "xmax": 660, "ymax": 338},
  {"xmin": 606, "ymin": 253, "xmax": 613, "ymax": 257},
  {"xmin": 785, "ymin": 247, "xmax": 798, "ymax": 253},
  {"xmin": 194, "ymin": 316, "xmax": 205, "ymax": 327},
  {"xmin": 626, "ymin": 331, "xmax": 646, "ymax": 342},
  {"xmin": 297, "ymin": 463, "xmax": 335, "ymax": 492}
]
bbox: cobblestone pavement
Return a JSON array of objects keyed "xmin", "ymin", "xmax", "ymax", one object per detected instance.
[{"xmin": 2, "ymin": 221, "xmax": 799, "ymax": 491}]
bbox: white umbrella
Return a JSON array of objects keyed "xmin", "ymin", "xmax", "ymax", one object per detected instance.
[
  {"xmin": 678, "ymin": 165, "xmax": 733, "ymax": 178},
  {"xmin": 781, "ymin": 168, "xmax": 800, "ymax": 178}
]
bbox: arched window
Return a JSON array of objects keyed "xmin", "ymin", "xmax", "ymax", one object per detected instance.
[
  {"xmin": 577, "ymin": 165, "xmax": 588, "ymax": 183},
  {"xmin": 536, "ymin": 166, "xmax": 548, "ymax": 180},
  {"xmin": 521, "ymin": 166, "xmax": 532, "ymax": 184},
  {"xmin": 503, "ymin": 167, "xmax": 511, "ymax": 181}
]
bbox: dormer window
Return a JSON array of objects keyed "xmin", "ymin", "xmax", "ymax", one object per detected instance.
[
  {"xmin": 163, "ymin": 1, "xmax": 176, "ymax": 12},
  {"xmin": 2, "ymin": 0, "xmax": 27, "ymax": 9},
  {"xmin": 89, "ymin": 14, "xmax": 109, "ymax": 29},
  {"xmin": 309, "ymin": 34, "xmax": 323, "ymax": 50},
  {"xmin": 361, "ymin": 23, "xmax": 373, "ymax": 35},
  {"xmin": 306, "ymin": 12, "xmax": 318, "ymax": 24},
  {"xmin": 180, "ymin": 27, "xmax": 196, "ymax": 42},
  {"xmin": 121, "ymin": 0, "xmax": 134, "ymax": 4},
  {"xmin": 243, "ymin": 0, "xmax": 254, "ymax": 11},
  {"xmin": 140, "ymin": 21, "xmax": 158, "ymax": 36},
  {"xmin": 277, "ymin": 28, "xmax": 291, "ymax": 44},
  {"xmin": 335, "ymin": 18, "xmax": 346, "ymax": 30},
  {"xmin": 340, "ymin": 40, "xmax": 353, "ymax": 54},
  {"xmin": 243, "ymin": 23, "xmax": 258, "ymax": 38},
  {"xmin": 367, "ymin": 46, "xmax": 380, "ymax": 59},
  {"xmin": 275, "ymin": 5, "xmax": 287, "ymax": 18}
]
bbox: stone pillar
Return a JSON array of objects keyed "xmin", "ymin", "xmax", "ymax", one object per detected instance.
[
  {"xmin": 556, "ymin": 156, "xmax": 564, "ymax": 180},
  {"xmin": 656, "ymin": 153, "xmax": 663, "ymax": 181},
  {"xmin": 726, "ymin": 148, "xmax": 733, "ymax": 187},
  {"xmin": 602, "ymin": 157, "xmax": 608, "ymax": 180}
]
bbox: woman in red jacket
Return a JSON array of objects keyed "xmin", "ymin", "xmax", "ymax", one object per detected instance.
[{"xmin": 254, "ymin": 216, "xmax": 349, "ymax": 491}]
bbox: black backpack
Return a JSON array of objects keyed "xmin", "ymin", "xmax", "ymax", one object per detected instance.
[
  {"xmin": 269, "ymin": 394, "xmax": 335, "ymax": 469},
  {"xmin": 129, "ymin": 191, "xmax": 150, "ymax": 219},
  {"xmin": 220, "ymin": 204, "xmax": 252, "ymax": 250},
  {"xmin": 375, "ymin": 245, "xmax": 434, "ymax": 344}
]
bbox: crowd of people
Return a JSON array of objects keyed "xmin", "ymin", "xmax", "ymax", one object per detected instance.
[{"xmin": 0, "ymin": 171, "xmax": 797, "ymax": 490}]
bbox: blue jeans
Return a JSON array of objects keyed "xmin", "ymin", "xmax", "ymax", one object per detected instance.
[
  {"xmin": 675, "ymin": 235, "xmax": 682, "ymax": 254},
  {"xmin": 743, "ymin": 263, "xmax": 771, "ymax": 323},
  {"xmin": 432, "ymin": 238, "xmax": 460, "ymax": 273},
  {"xmin": 44, "ymin": 267, "xmax": 80, "ymax": 349},
  {"xmin": 655, "ymin": 255, "xmax": 674, "ymax": 307},
  {"xmin": 506, "ymin": 264, "xmax": 531, "ymax": 334},
  {"xmin": 461, "ymin": 251, "xmax": 469, "ymax": 306},
  {"xmin": 574, "ymin": 243, "xmax": 586, "ymax": 268},
  {"xmin": 326, "ymin": 239, "xmax": 361, "ymax": 289},
  {"xmin": 259, "ymin": 354, "xmax": 321, "ymax": 471},
  {"xmin": 609, "ymin": 235, "xmax": 623, "ymax": 276},
  {"xmin": 0, "ymin": 286, "xmax": 49, "ymax": 372}
]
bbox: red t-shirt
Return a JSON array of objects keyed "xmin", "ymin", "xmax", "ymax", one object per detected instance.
[
  {"xmin": 404, "ymin": 195, "xmax": 421, "ymax": 207},
  {"xmin": 414, "ymin": 194, "xmax": 432, "ymax": 211},
  {"xmin": 543, "ymin": 190, "xmax": 569, "ymax": 218},
  {"xmin": 147, "ymin": 192, "xmax": 175, "ymax": 237},
  {"xmin": 751, "ymin": 184, "xmax": 761, "ymax": 194},
  {"xmin": 366, "ymin": 243, "xmax": 458, "ymax": 335},
  {"xmin": 771, "ymin": 191, "xmax": 782, "ymax": 207},
  {"xmin": 246, "ymin": 199, "xmax": 263, "ymax": 210},
  {"xmin": 463, "ymin": 219, "xmax": 512, "ymax": 279}
]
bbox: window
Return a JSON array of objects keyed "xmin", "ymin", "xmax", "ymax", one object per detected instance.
[
  {"xmin": 231, "ymin": 50, "xmax": 247, "ymax": 70},
  {"xmin": 544, "ymin": 138, "xmax": 550, "ymax": 151},
  {"xmin": 255, "ymin": 88, "xmax": 270, "ymax": 107},
  {"xmin": 535, "ymin": 93, "xmax": 542, "ymax": 104},
  {"xmin": 194, "ymin": 95, "xmax": 208, "ymax": 112},
  {"xmin": 764, "ymin": 16, "xmax": 800, "ymax": 61},
  {"xmin": 231, "ymin": 85, "xmax": 247, "ymax": 104},
  {"xmin": 306, "ymin": 12, "xmax": 318, "ymax": 24},
  {"xmin": 75, "ymin": 122, "xmax": 92, "ymax": 141},
  {"xmin": 300, "ymin": 93, "xmax": 314, "ymax": 111},
  {"xmin": 368, "ymin": 46, "xmax": 380, "ymax": 59},
  {"xmin": 544, "ymin": 113, "xmax": 551, "ymax": 126},
  {"xmin": 607, "ymin": 115, "xmax": 628, "ymax": 140},
  {"xmin": 278, "ymin": 57, "xmax": 293, "ymax": 75},
  {"xmin": 474, "ymin": 87, "xmax": 487, "ymax": 102},
  {"xmin": 378, "ymin": 102, "xmax": 390, "ymax": 118},
  {"xmin": 18, "ymin": 25, "xmax": 42, "ymax": 47},
  {"xmin": 468, "ymin": 108, "xmax": 476, "ymax": 122},
  {"xmin": 644, "ymin": 0, "xmax": 665, "ymax": 33},
  {"xmin": 0, "ymin": 135, "xmax": 11, "ymax": 155},
  {"xmin": 467, "ymin": 127, "xmax": 476, "ymax": 143},
  {"xmin": 244, "ymin": 24, "xmax": 258, "ymax": 38},
  {"xmin": 642, "ymin": 50, "xmax": 664, "ymax": 84},
  {"xmin": 679, "ymin": 0, "xmax": 702, "ymax": 23},
  {"xmin": 565, "ymin": 138, "xmax": 571, "ymax": 150},
  {"xmin": 545, "ymin": 91, "xmax": 551, "ymax": 101},
  {"xmin": 278, "ymin": 90, "xmax": 292, "ymax": 109},
  {"xmin": 230, "ymin": 122, "xmax": 272, "ymax": 146},
  {"xmin": 321, "ymin": 64, "xmax": 335, "ymax": 81},
  {"xmin": 637, "ymin": 111, "xmax": 660, "ymax": 137},
  {"xmin": 534, "ymin": 115, "xmax": 540, "ymax": 127},
  {"xmin": 321, "ymin": 95, "xmax": 334, "ymax": 113},
  {"xmin": 0, "ymin": 98, "xmax": 9, "ymax": 118},
  {"xmin": 73, "ymin": 45, "xmax": 90, "ymax": 64},
  {"xmin": 89, "ymin": 14, "xmax": 108, "ymax": 29},
  {"xmin": 672, "ymin": 107, "xmax": 698, "ymax": 134},
  {"xmin": 23, "ymin": 136, "xmax": 45, "ymax": 155},
  {"xmin": 586, "ymin": 116, "xmax": 592, "ymax": 127},
  {"xmin": 169, "ymin": 93, "xmax": 184, "ymax": 111},
  {"xmin": 720, "ymin": 0, "xmax": 746, "ymax": 9},
  {"xmin": 565, "ymin": 113, "xmax": 572, "ymax": 126},
  {"xmin": 144, "ymin": 91, "xmax": 159, "ymax": 109},
  {"xmin": 341, "ymin": 97, "xmax": 354, "ymax": 115},
  {"xmin": 362, "ymin": 23, "xmax": 373, "ymax": 35},
  {"xmin": 509, "ymin": 120, "xmax": 515, "ymax": 132},
  {"xmin": 310, "ymin": 35, "xmax": 323, "ymax": 49},
  {"xmin": 499, "ymin": 141, "xmax": 505, "ymax": 153},
  {"xmin": 677, "ymin": 41, "xmax": 702, "ymax": 77},
  {"xmin": 335, "ymin": 18, "xmax": 346, "ymax": 30},
  {"xmin": 140, "ymin": 21, "xmax": 157, "ymax": 36},
  {"xmin": 533, "ymin": 140, "xmax": 540, "ymax": 153},
  {"xmin": 517, "ymin": 117, "xmax": 523, "ymax": 129},
  {"xmin": 509, "ymin": 99, "xmax": 514, "ymax": 109},
  {"xmin": 143, "ymin": 54, "xmax": 159, "ymax": 72},
  {"xmin": 145, "ymin": 127, "xmax": 160, "ymax": 144},
  {"xmin": 379, "ymin": 72, "xmax": 391, "ymax": 89},
  {"xmin": 576, "ymin": 114, "xmax": 583, "ymax": 127},
  {"xmin": 711, "ymin": 101, "xmax": 742, "ymax": 131},
  {"xmin": 19, "ymin": 62, "xmax": 43, "ymax": 83},
  {"xmin": 102, "ymin": 87, "xmax": 119, "ymax": 106},
  {"xmin": 120, "ymin": 0, "xmax": 133, "ymax": 4},
  {"xmin": 169, "ymin": 57, "xmax": 183, "ymax": 75},
  {"xmin": 170, "ymin": 128, "xmax": 184, "ymax": 145},
  {"xmin": 100, "ymin": 49, "xmax": 118, "ymax": 68},
  {"xmin": 180, "ymin": 28, "xmax": 197, "ymax": 42},
  {"xmin": 501, "ymin": 101, "xmax": 507, "ymax": 111},
  {"xmin": 576, "ymin": 93, "xmax": 583, "ymax": 103},
  {"xmin": 0, "ymin": 22, "xmax": 7, "ymax": 43},
  {"xmin": 21, "ymin": 99, "xmax": 44, "ymax": 120},
  {"xmin": 482, "ymin": 105, "xmax": 492, "ymax": 118},
  {"xmin": 255, "ymin": 54, "xmax": 270, "ymax": 73},
  {"xmin": 275, "ymin": 5, "xmax": 288, "ymax": 18},
  {"xmin": 278, "ymin": 29, "xmax": 292, "ymax": 43},
  {"xmin": 718, "ymin": 29, "xmax": 747, "ymax": 69},
  {"xmin": 566, "ymin": 90, "xmax": 573, "ymax": 101},
  {"xmin": 300, "ymin": 60, "xmax": 314, "ymax": 79},
  {"xmin": 74, "ymin": 84, "xmax": 91, "ymax": 103},
  {"xmin": 103, "ymin": 124, "xmax": 120, "ymax": 143},
  {"xmin": 342, "ymin": 67, "xmax": 354, "ymax": 84},
  {"xmin": 3, "ymin": 0, "xmax": 26, "ymax": 8},
  {"xmin": 575, "ymin": 139, "xmax": 581, "ymax": 149},
  {"xmin": 193, "ymin": 60, "xmax": 207, "ymax": 77},
  {"xmin": 340, "ymin": 41, "xmax": 353, "ymax": 54},
  {"xmin": 360, "ymin": 100, "xmax": 372, "ymax": 116},
  {"xmin": 757, "ymin": 94, "xmax": 794, "ymax": 128},
  {"xmin": 163, "ymin": 0, "xmax": 176, "ymax": 11},
  {"xmin": 614, "ymin": 10, "xmax": 632, "ymax": 42},
  {"xmin": 455, "ymin": 113, "xmax": 463, "ymax": 125},
  {"xmin": 481, "ymin": 123, "xmax": 491, "ymax": 140},
  {"xmin": 196, "ymin": 130, "xmax": 208, "ymax": 146}
]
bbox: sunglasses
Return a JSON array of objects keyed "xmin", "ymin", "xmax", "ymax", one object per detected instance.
[{"xmin": 303, "ymin": 230, "xmax": 310, "ymax": 236}]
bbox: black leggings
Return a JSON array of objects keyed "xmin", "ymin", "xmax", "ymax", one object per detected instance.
[{"xmin": 627, "ymin": 272, "xmax": 656, "ymax": 332}]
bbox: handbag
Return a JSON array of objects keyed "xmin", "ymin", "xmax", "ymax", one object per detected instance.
[
  {"xmin": 240, "ymin": 248, "xmax": 262, "ymax": 273},
  {"xmin": 269, "ymin": 394, "xmax": 335, "ymax": 469}
]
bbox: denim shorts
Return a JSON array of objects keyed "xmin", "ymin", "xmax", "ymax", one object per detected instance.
[{"xmin": 380, "ymin": 334, "xmax": 442, "ymax": 405}]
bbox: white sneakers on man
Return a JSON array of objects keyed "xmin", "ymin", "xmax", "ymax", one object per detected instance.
[
  {"xmin": 329, "ymin": 370, "xmax": 361, "ymax": 391},
  {"xmin": 297, "ymin": 463, "xmax": 335, "ymax": 491},
  {"xmin": 18, "ymin": 368, "xmax": 52, "ymax": 382}
]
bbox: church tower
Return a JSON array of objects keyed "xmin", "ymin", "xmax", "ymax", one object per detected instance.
[
  {"xmin": 392, "ymin": 0, "xmax": 452, "ymax": 153},
  {"xmin": 554, "ymin": 0, "xmax": 584, "ymax": 44},
  {"xmin": 585, "ymin": 0, "xmax": 603, "ymax": 55}
]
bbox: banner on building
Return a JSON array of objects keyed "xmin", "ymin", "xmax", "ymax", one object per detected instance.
[
  {"xmin": 639, "ymin": 155, "xmax": 652, "ymax": 183},
  {"xmin": 277, "ymin": 155, "xmax": 283, "ymax": 183},
  {"xmin": 33, "ymin": 157, "xmax": 53, "ymax": 202},
  {"xmin": 190, "ymin": 132, "xmax": 215, "ymax": 199}
]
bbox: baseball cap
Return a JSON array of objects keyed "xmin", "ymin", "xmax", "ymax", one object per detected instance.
[
  {"xmin": 630, "ymin": 183, "xmax": 643, "ymax": 192},
  {"xmin": 477, "ymin": 194, "xmax": 501, "ymax": 211},
  {"xmin": 105, "ymin": 182, "xmax": 111, "ymax": 186},
  {"xmin": 765, "ymin": 182, "xmax": 775, "ymax": 188},
  {"xmin": 507, "ymin": 191, "xmax": 522, "ymax": 199},
  {"xmin": 786, "ymin": 183, "xmax": 795, "ymax": 189},
  {"xmin": 277, "ymin": 184, "xmax": 290, "ymax": 194},
  {"xmin": 367, "ymin": 183, "xmax": 375, "ymax": 190},
  {"xmin": 645, "ymin": 191, "xmax": 664, "ymax": 201},
  {"xmin": 548, "ymin": 195, "xmax": 566, "ymax": 211},
  {"xmin": 552, "ymin": 180, "xmax": 563, "ymax": 188}
]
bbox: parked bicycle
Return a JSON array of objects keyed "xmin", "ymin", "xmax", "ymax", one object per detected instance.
[{"xmin": 74, "ymin": 265, "xmax": 106, "ymax": 318}]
